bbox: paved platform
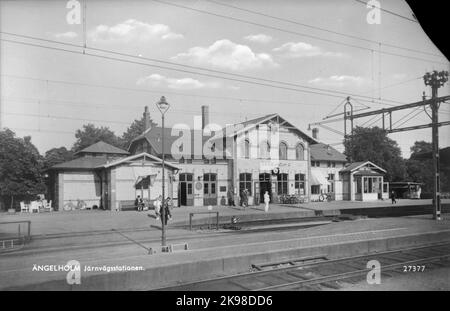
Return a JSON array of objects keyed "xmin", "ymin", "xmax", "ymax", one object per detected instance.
[
  {"xmin": 1, "ymin": 215, "xmax": 449, "ymax": 290},
  {"xmin": 1, "ymin": 199, "xmax": 448, "ymax": 237}
]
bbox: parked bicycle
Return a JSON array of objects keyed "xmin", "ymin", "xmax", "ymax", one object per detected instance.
[{"xmin": 319, "ymin": 193, "xmax": 334, "ymax": 202}]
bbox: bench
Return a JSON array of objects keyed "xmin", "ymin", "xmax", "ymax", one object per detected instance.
[{"xmin": 119, "ymin": 200, "xmax": 155, "ymax": 211}]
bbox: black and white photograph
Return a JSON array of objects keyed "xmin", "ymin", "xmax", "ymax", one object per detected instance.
[{"xmin": 0, "ymin": 0, "xmax": 449, "ymax": 298}]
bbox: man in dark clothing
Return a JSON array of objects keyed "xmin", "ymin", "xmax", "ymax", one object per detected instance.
[
  {"xmin": 135, "ymin": 196, "xmax": 141, "ymax": 211},
  {"xmin": 227, "ymin": 189, "xmax": 235, "ymax": 206},
  {"xmin": 391, "ymin": 191, "xmax": 397, "ymax": 204},
  {"xmin": 160, "ymin": 198, "xmax": 172, "ymax": 226}
]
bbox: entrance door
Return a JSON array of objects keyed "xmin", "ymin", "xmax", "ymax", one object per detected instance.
[
  {"xmin": 179, "ymin": 173, "xmax": 194, "ymax": 206},
  {"xmin": 259, "ymin": 173, "xmax": 272, "ymax": 203},
  {"xmin": 203, "ymin": 173, "xmax": 217, "ymax": 206}
]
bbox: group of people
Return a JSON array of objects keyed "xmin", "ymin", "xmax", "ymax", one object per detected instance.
[
  {"xmin": 227, "ymin": 188, "xmax": 271, "ymax": 212},
  {"xmin": 153, "ymin": 195, "xmax": 173, "ymax": 225},
  {"xmin": 135, "ymin": 195, "xmax": 173, "ymax": 226}
]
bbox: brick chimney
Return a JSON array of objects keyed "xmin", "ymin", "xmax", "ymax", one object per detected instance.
[
  {"xmin": 312, "ymin": 128, "xmax": 319, "ymax": 140},
  {"xmin": 143, "ymin": 106, "xmax": 151, "ymax": 131},
  {"xmin": 201, "ymin": 105, "xmax": 209, "ymax": 130}
]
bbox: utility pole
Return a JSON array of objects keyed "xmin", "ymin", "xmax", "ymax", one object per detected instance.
[
  {"xmin": 424, "ymin": 71, "xmax": 449, "ymax": 221},
  {"xmin": 344, "ymin": 97, "xmax": 354, "ymax": 162}
]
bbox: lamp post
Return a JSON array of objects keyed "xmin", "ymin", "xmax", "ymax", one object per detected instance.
[{"xmin": 156, "ymin": 96, "xmax": 170, "ymax": 246}]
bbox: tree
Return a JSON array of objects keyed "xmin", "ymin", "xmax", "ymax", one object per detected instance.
[
  {"xmin": 406, "ymin": 141, "xmax": 450, "ymax": 193},
  {"xmin": 43, "ymin": 147, "xmax": 74, "ymax": 170},
  {"xmin": 344, "ymin": 126, "xmax": 407, "ymax": 182},
  {"xmin": 72, "ymin": 124, "xmax": 122, "ymax": 153},
  {"xmin": 120, "ymin": 115, "xmax": 157, "ymax": 150},
  {"xmin": 0, "ymin": 129, "xmax": 46, "ymax": 210}
]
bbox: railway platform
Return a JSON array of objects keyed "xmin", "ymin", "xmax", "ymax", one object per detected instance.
[{"xmin": 0, "ymin": 211, "xmax": 449, "ymax": 290}]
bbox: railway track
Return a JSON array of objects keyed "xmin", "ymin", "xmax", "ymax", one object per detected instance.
[{"xmin": 157, "ymin": 242, "xmax": 450, "ymax": 291}]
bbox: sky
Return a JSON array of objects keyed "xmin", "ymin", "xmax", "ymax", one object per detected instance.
[{"xmin": 1, "ymin": 0, "xmax": 449, "ymax": 158}]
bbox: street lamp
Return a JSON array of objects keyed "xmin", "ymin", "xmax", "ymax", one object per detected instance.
[{"xmin": 156, "ymin": 96, "xmax": 170, "ymax": 247}]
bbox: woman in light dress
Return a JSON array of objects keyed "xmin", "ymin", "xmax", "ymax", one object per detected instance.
[
  {"xmin": 264, "ymin": 191, "xmax": 270, "ymax": 212},
  {"xmin": 154, "ymin": 195, "xmax": 162, "ymax": 219}
]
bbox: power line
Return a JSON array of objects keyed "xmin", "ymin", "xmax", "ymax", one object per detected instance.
[
  {"xmin": 394, "ymin": 109, "xmax": 425, "ymax": 129},
  {"xmin": 206, "ymin": 0, "xmax": 443, "ymax": 59},
  {"xmin": 353, "ymin": 0, "xmax": 419, "ymax": 23},
  {"xmin": 0, "ymin": 74, "xmax": 349, "ymax": 109},
  {"xmin": 1, "ymin": 96, "xmax": 319, "ymax": 120},
  {"xmin": 1, "ymin": 32, "xmax": 411, "ymax": 106},
  {"xmin": 3, "ymin": 38, "xmax": 414, "ymax": 108},
  {"xmin": 150, "ymin": 0, "xmax": 447, "ymax": 65}
]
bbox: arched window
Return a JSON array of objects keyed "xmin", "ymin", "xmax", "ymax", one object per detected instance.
[
  {"xmin": 279, "ymin": 142, "xmax": 288, "ymax": 160},
  {"xmin": 242, "ymin": 139, "xmax": 250, "ymax": 159},
  {"xmin": 295, "ymin": 143, "xmax": 305, "ymax": 161},
  {"xmin": 259, "ymin": 141, "xmax": 271, "ymax": 159}
]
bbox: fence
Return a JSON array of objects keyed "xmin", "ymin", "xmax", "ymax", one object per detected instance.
[
  {"xmin": 0, "ymin": 220, "xmax": 31, "ymax": 251},
  {"xmin": 189, "ymin": 212, "xmax": 219, "ymax": 231}
]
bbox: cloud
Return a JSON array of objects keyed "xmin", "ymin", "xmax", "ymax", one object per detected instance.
[
  {"xmin": 172, "ymin": 39, "xmax": 278, "ymax": 71},
  {"xmin": 244, "ymin": 34, "xmax": 273, "ymax": 44},
  {"xmin": 273, "ymin": 42, "xmax": 344, "ymax": 58},
  {"xmin": 137, "ymin": 74, "xmax": 221, "ymax": 90},
  {"xmin": 308, "ymin": 75, "xmax": 367, "ymax": 88},
  {"xmin": 89, "ymin": 19, "xmax": 183, "ymax": 42},
  {"xmin": 53, "ymin": 31, "xmax": 78, "ymax": 39}
]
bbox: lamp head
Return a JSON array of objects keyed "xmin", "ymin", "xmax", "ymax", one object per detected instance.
[{"xmin": 156, "ymin": 96, "xmax": 170, "ymax": 114}]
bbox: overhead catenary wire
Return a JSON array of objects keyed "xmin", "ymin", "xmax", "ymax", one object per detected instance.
[
  {"xmin": 149, "ymin": 0, "xmax": 447, "ymax": 65},
  {"xmin": 0, "ymin": 32, "xmax": 413, "ymax": 106},
  {"xmin": 353, "ymin": 0, "xmax": 419, "ymax": 23},
  {"xmin": 206, "ymin": 0, "xmax": 443, "ymax": 59}
]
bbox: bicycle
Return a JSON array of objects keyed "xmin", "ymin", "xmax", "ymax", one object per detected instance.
[{"xmin": 319, "ymin": 193, "xmax": 334, "ymax": 202}]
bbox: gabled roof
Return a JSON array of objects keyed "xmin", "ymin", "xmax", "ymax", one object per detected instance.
[
  {"xmin": 341, "ymin": 161, "xmax": 386, "ymax": 173},
  {"xmin": 213, "ymin": 113, "xmax": 317, "ymax": 143},
  {"xmin": 129, "ymin": 114, "xmax": 317, "ymax": 157},
  {"xmin": 49, "ymin": 156, "xmax": 109, "ymax": 170},
  {"xmin": 310, "ymin": 143, "xmax": 347, "ymax": 162},
  {"xmin": 75, "ymin": 141, "xmax": 129, "ymax": 156},
  {"xmin": 101, "ymin": 152, "xmax": 180, "ymax": 170},
  {"xmin": 129, "ymin": 127, "xmax": 212, "ymax": 157}
]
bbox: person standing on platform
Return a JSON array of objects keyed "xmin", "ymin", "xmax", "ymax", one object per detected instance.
[
  {"xmin": 391, "ymin": 191, "xmax": 397, "ymax": 204},
  {"xmin": 227, "ymin": 189, "xmax": 235, "ymax": 206},
  {"xmin": 154, "ymin": 195, "xmax": 162, "ymax": 220},
  {"xmin": 264, "ymin": 191, "xmax": 270, "ymax": 212}
]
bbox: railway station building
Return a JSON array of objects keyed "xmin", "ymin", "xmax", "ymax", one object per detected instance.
[{"xmin": 48, "ymin": 106, "xmax": 389, "ymax": 210}]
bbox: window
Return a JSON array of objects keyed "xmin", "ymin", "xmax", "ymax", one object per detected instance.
[
  {"xmin": 277, "ymin": 173, "xmax": 288, "ymax": 195},
  {"xmin": 327, "ymin": 174, "xmax": 335, "ymax": 193},
  {"xmin": 327, "ymin": 161, "xmax": 331, "ymax": 168},
  {"xmin": 279, "ymin": 142, "xmax": 288, "ymax": 160},
  {"xmin": 259, "ymin": 141, "xmax": 271, "ymax": 159},
  {"xmin": 242, "ymin": 139, "xmax": 250, "ymax": 159},
  {"xmin": 311, "ymin": 161, "xmax": 320, "ymax": 167},
  {"xmin": 186, "ymin": 158, "xmax": 193, "ymax": 164},
  {"xmin": 203, "ymin": 173, "xmax": 217, "ymax": 195},
  {"xmin": 311, "ymin": 185, "xmax": 320, "ymax": 194},
  {"xmin": 239, "ymin": 173, "xmax": 252, "ymax": 196},
  {"xmin": 295, "ymin": 144, "xmax": 304, "ymax": 161},
  {"xmin": 295, "ymin": 174, "xmax": 305, "ymax": 195},
  {"xmin": 179, "ymin": 157, "xmax": 185, "ymax": 164},
  {"xmin": 332, "ymin": 162, "xmax": 336, "ymax": 168}
]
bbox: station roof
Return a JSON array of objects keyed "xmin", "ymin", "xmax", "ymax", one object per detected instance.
[
  {"xmin": 310, "ymin": 143, "xmax": 347, "ymax": 162},
  {"xmin": 49, "ymin": 156, "xmax": 109, "ymax": 170},
  {"xmin": 74, "ymin": 141, "xmax": 129, "ymax": 156}
]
